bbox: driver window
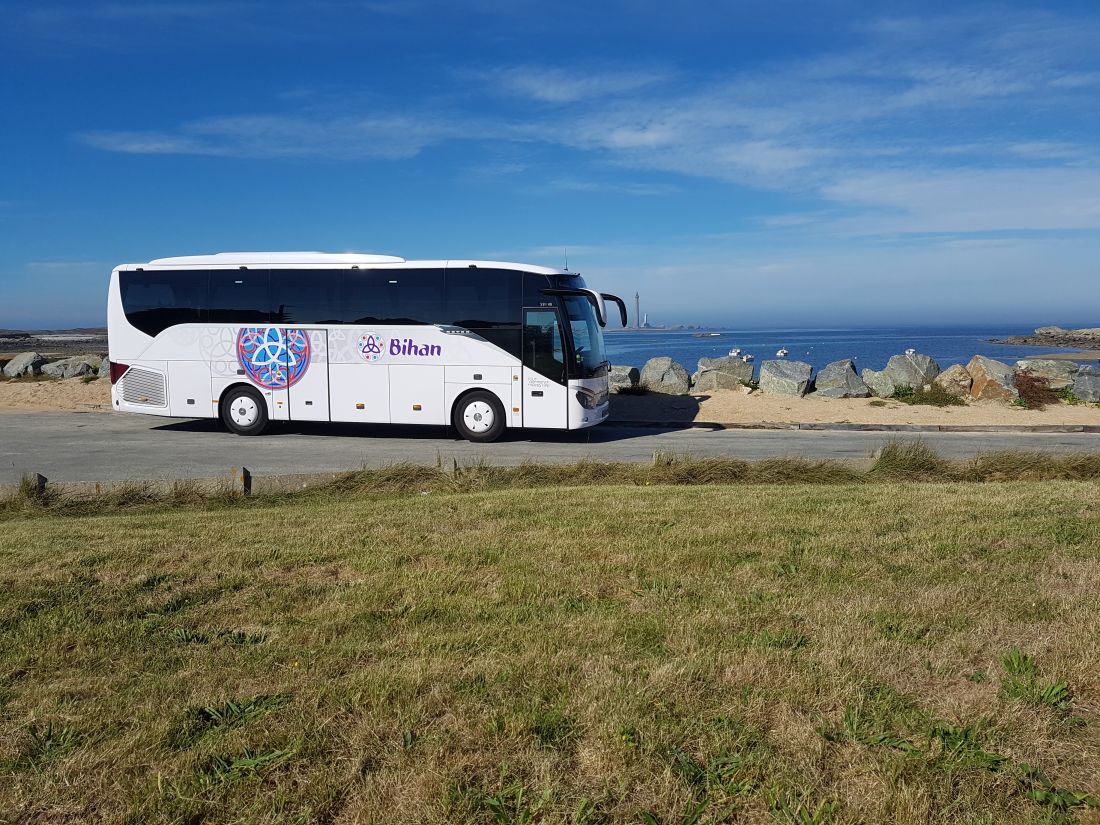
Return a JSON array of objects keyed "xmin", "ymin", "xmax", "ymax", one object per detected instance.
[{"xmin": 523, "ymin": 309, "xmax": 565, "ymax": 381}]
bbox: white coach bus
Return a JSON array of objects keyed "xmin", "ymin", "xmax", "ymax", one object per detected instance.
[{"xmin": 106, "ymin": 252, "xmax": 626, "ymax": 442}]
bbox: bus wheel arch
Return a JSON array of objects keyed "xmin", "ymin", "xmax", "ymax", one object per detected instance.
[
  {"xmin": 451, "ymin": 388, "xmax": 506, "ymax": 443},
  {"xmin": 219, "ymin": 383, "xmax": 270, "ymax": 436}
]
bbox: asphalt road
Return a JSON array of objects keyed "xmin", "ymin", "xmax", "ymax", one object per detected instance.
[{"xmin": 3, "ymin": 411, "xmax": 1100, "ymax": 484}]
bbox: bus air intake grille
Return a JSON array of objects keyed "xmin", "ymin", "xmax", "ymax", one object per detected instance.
[{"xmin": 120, "ymin": 368, "xmax": 167, "ymax": 407}]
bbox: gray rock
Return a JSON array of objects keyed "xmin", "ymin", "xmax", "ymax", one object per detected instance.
[
  {"xmin": 609, "ymin": 365, "xmax": 640, "ymax": 393},
  {"xmin": 759, "ymin": 360, "xmax": 812, "ymax": 396},
  {"xmin": 1074, "ymin": 364, "xmax": 1100, "ymax": 402},
  {"xmin": 2, "ymin": 351, "xmax": 46, "ymax": 378},
  {"xmin": 813, "ymin": 359, "xmax": 869, "ymax": 398},
  {"xmin": 883, "ymin": 352, "xmax": 940, "ymax": 389},
  {"xmin": 696, "ymin": 356, "xmax": 754, "ymax": 383},
  {"xmin": 691, "ymin": 355, "xmax": 754, "ymax": 392},
  {"xmin": 42, "ymin": 356, "xmax": 96, "ymax": 379},
  {"xmin": 639, "ymin": 356, "xmax": 692, "ymax": 395},
  {"xmin": 692, "ymin": 369, "xmax": 747, "ymax": 392},
  {"xmin": 99, "ymin": 356, "xmax": 110, "ymax": 377},
  {"xmin": 933, "ymin": 364, "xmax": 972, "ymax": 398},
  {"xmin": 967, "ymin": 355, "xmax": 1018, "ymax": 401},
  {"xmin": 861, "ymin": 368, "xmax": 896, "ymax": 398},
  {"xmin": 1014, "ymin": 359, "xmax": 1077, "ymax": 390}
]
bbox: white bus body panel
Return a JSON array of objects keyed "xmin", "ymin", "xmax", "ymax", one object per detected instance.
[{"xmin": 288, "ymin": 329, "xmax": 329, "ymax": 422}]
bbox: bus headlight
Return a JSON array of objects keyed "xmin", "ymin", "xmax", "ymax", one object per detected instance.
[{"xmin": 575, "ymin": 387, "xmax": 606, "ymax": 409}]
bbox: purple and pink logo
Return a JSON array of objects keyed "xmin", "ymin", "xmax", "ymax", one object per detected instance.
[
  {"xmin": 357, "ymin": 332, "xmax": 385, "ymax": 362},
  {"xmin": 356, "ymin": 333, "xmax": 442, "ymax": 361},
  {"xmin": 237, "ymin": 327, "xmax": 311, "ymax": 389}
]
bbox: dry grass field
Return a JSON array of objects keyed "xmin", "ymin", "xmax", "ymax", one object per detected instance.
[{"xmin": 1, "ymin": 448, "xmax": 1099, "ymax": 824}]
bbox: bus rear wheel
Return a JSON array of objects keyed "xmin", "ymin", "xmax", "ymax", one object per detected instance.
[
  {"xmin": 221, "ymin": 385, "xmax": 269, "ymax": 436},
  {"xmin": 453, "ymin": 391, "xmax": 505, "ymax": 443}
]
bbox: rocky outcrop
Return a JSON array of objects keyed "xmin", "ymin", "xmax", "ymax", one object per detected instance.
[
  {"xmin": 860, "ymin": 368, "xmax": 896, "ymax": 398},
  {"xmin": 759, "ymin": 360, "xmax": 812, "ymax": 396},
  {"xmin": 1074, "ymin": 364, "xmax": 1100, "ymax": 402},
  {"xmin": 933, "ymin": 364, "xmax": 972, "ymax": 398},
  {"xmin": 99, "ymin": 356, "xmax": 110, "ymax": 377},
  {"xmin": 639, "ymin": 357, "xmax": 692, "ymax": 395},
  {"xmin": 990, "ymin": 326, "xmax": 1100, "ymax": 348},
  {"xmin": 609, "ymin": 365, "xmax": 640, "ymax": 393},
  {"xmin": 967, "ymin": 355, "xmax": 1018, "ymax": 401},
  {"xmin": 814, "ymin": 359, "xmax": 869, "ymax": 398},
  {"xmin": 2, "ymin": 351, "xmax": 46, "ymax": 378},
  {"xmin": 42, "ymin": 355, "xmax": 99, "ymax": 379},
  {"xmin": 691, "ymin": 355, "xmax": 753, "ymax": 392},
  {"xmin": 883, "ymin": 352, "xmax": 940, "ymax": 389},
  {"xmin": 1014, "ymin": 359, "xmax": 1077, "ymax": 390}
]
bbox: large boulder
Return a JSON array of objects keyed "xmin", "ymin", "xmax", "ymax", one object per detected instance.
[
  {"xmin": 883, "ymin": 352, "xmax": 940, "ymax": 389},
  {"xmin": 1074, "ymin": 364, "xmax": 1100, "ymax": 402},
  {"xmin": 759, "ymin": 360, "xmax": 812, "ymax": 396},
  {"xmin": 692, "ymin": 370, "xmax": 747, "ymax": 392},
  {"xmin": 860, "ymin": 368, "xmax": 896, "ymax": 399},
  {"xmin": 933, "ymin": 364, "xmax": 972, "ymax": 398},
  {"xmin": 691, "ymin": 355, "xmax": 754, "ymax": 392},
  {"xmin": 1014, "ymin": 359, "xmax": 1077, "ymax": 390},
  {"xmin": 2, "ymin": 351, "xmax": 46, "ymax": 378},
  {"xmin": 814, "ymin": 359, "xmax": 869, "ymax": 398},
  {"xmin": 99, "ymin": 356, "xmax": 110, "ymax": 377},
  {"xmin": 639, "ymin": 357, "xmax": 692, "ymax": 395},
  {"xmin": 609, "ymin": 365, "xmax": 640, "ymax": 393},
  {"xmin": 967, "ymin": 355, "xmax": 1018, "ymax": 401},
  {"xmin": 42, "ymin": 355, "xmax": 100, "ymax": 379}
]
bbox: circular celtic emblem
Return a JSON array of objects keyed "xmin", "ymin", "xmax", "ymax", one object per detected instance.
[
  {"xmin": 357, "ymin": 332, "xmax": 386, "ymax": 362},
  {"xmin": 236, "ymin": 327, "xmax": 311, "ymax": 389}
]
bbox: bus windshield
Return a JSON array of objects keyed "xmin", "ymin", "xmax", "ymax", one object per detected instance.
[{"xmin": 563, "ymin": 295, "xmax": 608, "ymax": 378}]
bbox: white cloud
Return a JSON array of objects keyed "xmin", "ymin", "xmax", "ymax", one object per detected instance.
[{"xmin": 474, "ymin": 66, "xmax": 665, "ymax": 103}]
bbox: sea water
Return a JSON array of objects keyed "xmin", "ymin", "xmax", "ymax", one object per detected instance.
[{"xmin": 603, "ymin": 326, "xmax": 1089, "ymax": 374}]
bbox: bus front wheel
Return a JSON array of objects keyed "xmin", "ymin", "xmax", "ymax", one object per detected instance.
[
  {"xmin": 221, "ymin": 385, "xmax": 269, "ymax": 436},
  {"xmin": 453, "ymin": 391, "xmax": 505, "ymax": 443}
]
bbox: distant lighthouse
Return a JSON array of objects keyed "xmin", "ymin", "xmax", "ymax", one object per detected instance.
[{"xmin": 634, "ymin": 292, "xmax": 640, "ymax": 329}]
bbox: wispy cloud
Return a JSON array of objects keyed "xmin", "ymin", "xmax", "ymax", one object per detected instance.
[
  {"xmin": 471, "ymin": 65, "xmax": 666, "ymax": 103},
  {"xmin": 76, "ymin": 7, "xmax": 1100, "ymax": 235}
]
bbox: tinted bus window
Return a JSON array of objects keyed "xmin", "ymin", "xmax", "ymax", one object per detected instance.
[
  {"xmin": 446, "ymin": 267, "xmax": 521, "ymax": 328},
  {"xmin": 119, "ymin": 270, "xmax": 206, "ymax": 336},
  {"xmin": 344, "ymin": 268, "xmax": 444, "ymax": 325},
  {"xmin": 271, "ymin": 269, "xmax": 341, "ymax": 324},
  {"xmin": 208, "ymin": 270, "xmax": 271, "ymax": 324}
]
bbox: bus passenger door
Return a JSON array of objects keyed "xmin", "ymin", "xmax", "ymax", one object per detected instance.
[
  {"xmin": 521, "ymin": 309, "xmax": 568, "ymax": 428},
  {"xmin": 286, "ymin": 328, "xmax": 330, "ymax": 421}
]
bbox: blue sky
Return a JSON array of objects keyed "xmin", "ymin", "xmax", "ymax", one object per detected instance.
[{"xmin": 2, "ymin": 0, "xmax": 1099, "ymax": 328}]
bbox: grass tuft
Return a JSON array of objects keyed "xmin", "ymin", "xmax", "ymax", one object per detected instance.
[{"xmin": 890, "ymin": 384, "xmax": 965, "ymax": 406}]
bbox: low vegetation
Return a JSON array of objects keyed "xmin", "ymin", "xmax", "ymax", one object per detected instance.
[
  {"xmin": 1, "ymin": 446, "xmax": 1099, "ymax": 822},
  {"xmin": 889, "ymin": 383, "xmax": 966, "ymax": 407},
  {"xmin": 1014, "ymin": 372, "xmax": 1061, "ymax": 411}
]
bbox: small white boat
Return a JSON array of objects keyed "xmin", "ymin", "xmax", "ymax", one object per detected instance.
[
  {"xmin": 728, "ymin": 348, "xmax": 741, "ymax": 357},
  {"xmin": 741, "ymin": 353, "xmax": 754, "ymax": 362},
  {"xmin": 905, "ymin": 348, "xmax": 916, "ymax": 355},
  {"xmin": 776, "ymin": 348, "xmax": 789, "ymax": 357}
]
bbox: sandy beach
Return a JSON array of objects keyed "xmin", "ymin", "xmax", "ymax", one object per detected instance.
[{"xmin": 2, "ymin": 377, "xmax": 1099, "ymax": 426}]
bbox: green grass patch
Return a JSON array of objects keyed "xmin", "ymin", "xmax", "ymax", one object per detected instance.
[
  {"xmin": 1, "ymin": 475, "xmax": 1099, "ymax": 821},
  {"xmin": 890, "ymin": 383, "xmax": 966, "ymax": 406}
]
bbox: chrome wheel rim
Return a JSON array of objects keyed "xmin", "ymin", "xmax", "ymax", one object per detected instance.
[
  {"xmin": 229, "ymin": 395, "xmax": 259, "ymax": 427},
  {"xmin": 463, "ymin": 400, "xmax": 494, "ymax": 433}
]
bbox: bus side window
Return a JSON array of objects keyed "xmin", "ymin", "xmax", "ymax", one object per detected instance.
[
  {"xmin": 523, "ymin": 309, "xmax": 565, "ymax": 382},
  {"xmin": 208, "ymin": 270, "xmax": 271, "ymax": 324},
  {"xmin": 119, "ymin": 269, "xmax": 206, "ymax": 336},
  {"xmin": 342, "ymin": 268, "xmax": 393, "ymax": 324},
  {"xmin": 387, "ymin": 268, "xmax": 444, "ymax": 325},
  {"xmin": 271, "ymin": 269, "xmax": 341, "ymax": 324},
  {"xmin": 445, "ymin": 268, "xmax": 520, "ymax": 328}
]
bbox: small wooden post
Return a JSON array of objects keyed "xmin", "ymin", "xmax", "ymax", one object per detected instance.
[
  {"xmin": 35, "ymin": 473, "xmax": 47, "ymax": 497},
  {"xmin": 241, "ymin": 467, "xmax": 252, "ymax": 496}
]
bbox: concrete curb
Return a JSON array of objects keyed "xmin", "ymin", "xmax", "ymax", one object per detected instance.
[{"xmin": 608, "ymin": 420, "xmax": 1100, "ymax": 434}]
